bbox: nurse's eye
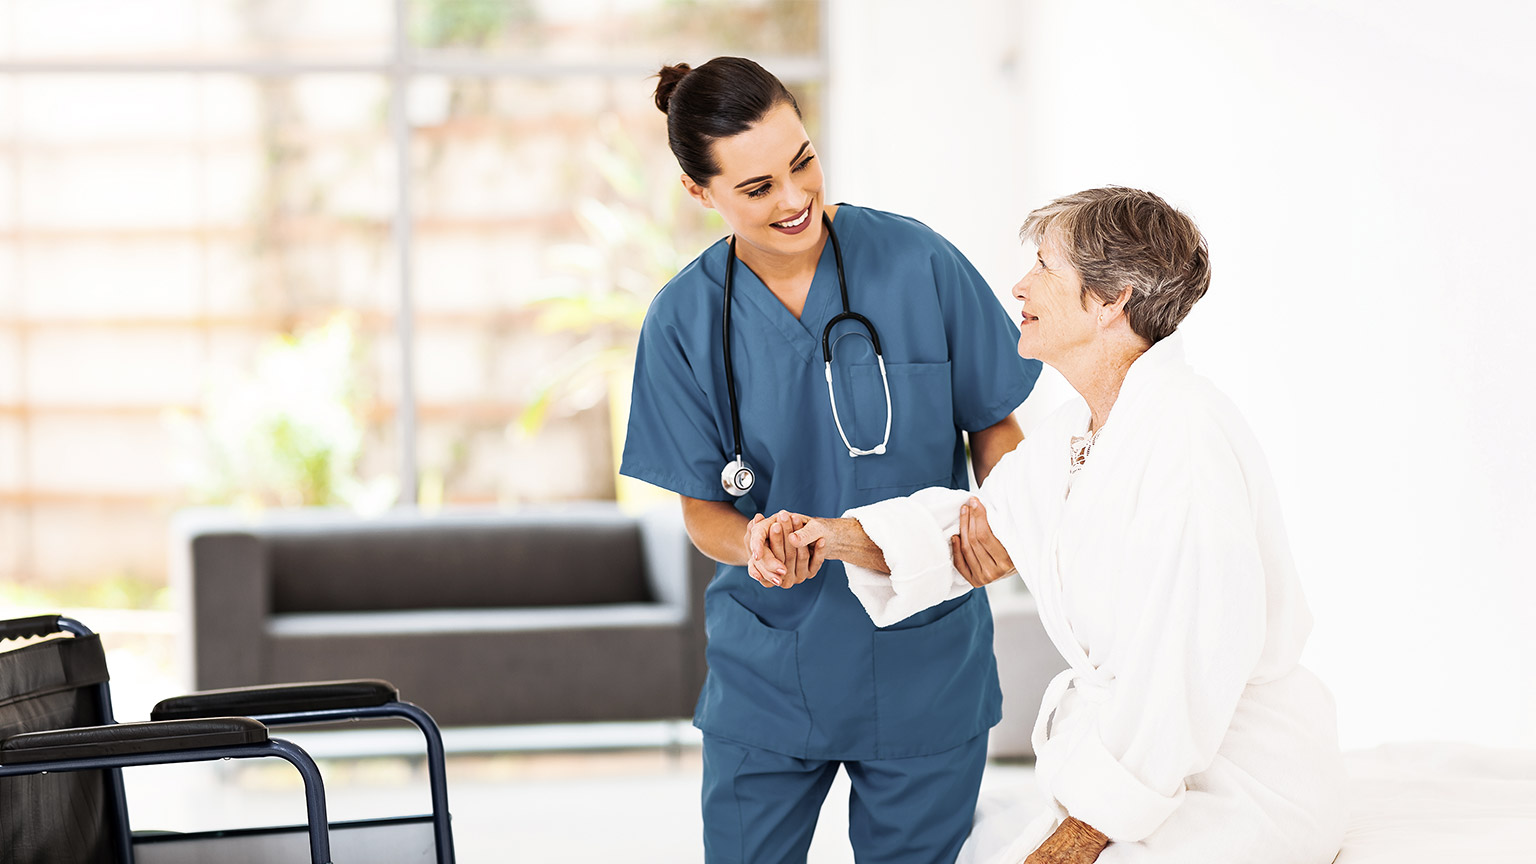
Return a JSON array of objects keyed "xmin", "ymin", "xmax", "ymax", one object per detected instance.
[
  {"xmin": 746, "ymin": 184, "xmax": 772, "ymax": 199},
  {"xmin": 793, "ymin": 154, "xmax": 815, "ymax": 172}
]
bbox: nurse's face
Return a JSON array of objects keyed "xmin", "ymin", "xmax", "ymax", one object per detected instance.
[
  {"xmin": 1012, "ymin": 232, "xmax": 1099, "ymax": 364},
  {"xmin": 684, "ymin": 102, "xmax": 826, "ymax": 262}
]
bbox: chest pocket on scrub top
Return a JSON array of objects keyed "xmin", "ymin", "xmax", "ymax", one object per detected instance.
[{"xmin": 831, "ymin": 358, "xmax": 955, "ymax": 491}]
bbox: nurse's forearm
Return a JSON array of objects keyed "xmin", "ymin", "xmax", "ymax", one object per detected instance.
[
  {"xmin": 679, "ymin": 496, "xmax": 751, "ymax": 566},
  {"xmin": 969, "ymin": 415, "xmax": 1023, "ymax": 485},
  {"xmin": 816, "ymin": 517, "xmax": 890, "ymax": 575}
]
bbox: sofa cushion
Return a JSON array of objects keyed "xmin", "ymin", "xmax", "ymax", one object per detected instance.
[{"xmin": 268, "ymin": 521, "xmax": 651, "ymax": 613}]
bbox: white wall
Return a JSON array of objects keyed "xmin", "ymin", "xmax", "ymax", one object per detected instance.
[{"xmin": 830, "ymin": 0, "xmax": 1536, "ymax": 749}]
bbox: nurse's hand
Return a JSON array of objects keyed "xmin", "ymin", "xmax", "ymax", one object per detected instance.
[
  {"xmin": 750, "ymin": 511, "xmax": 826, "ymax": 589},
  {"xmin": 951, "ymin": 497, "xmax": 1016, "ymax": 588},
  {"xmin": 745, "ymin": 511, "xmax": 826, "ymax": 589},
  {"xmin": 744, "ymin": 513, "xmax": 783, "ymax": 587}
]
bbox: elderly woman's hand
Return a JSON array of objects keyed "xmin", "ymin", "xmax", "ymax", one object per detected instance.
[
  {"xmin": 1023, "ymin": 817, "xmax": 1109, "ymax": 864},
  {"xmin": 950, "ymin": 497, "xmax": 1016, "ymax": 587}
]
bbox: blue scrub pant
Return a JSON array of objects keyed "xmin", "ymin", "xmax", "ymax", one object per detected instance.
[{"xmin": 701, "ymin": 732, "xmax": 989, "ymax": 864}]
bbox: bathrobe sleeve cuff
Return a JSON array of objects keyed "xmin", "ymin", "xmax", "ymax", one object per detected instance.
[
  {"xmin": 1052, "ymin": 728, "xmax": 1186, "ymax": 843},
  {"xmin": 842, "ymin": 489, "xmax": 974, "ymax": 628}
]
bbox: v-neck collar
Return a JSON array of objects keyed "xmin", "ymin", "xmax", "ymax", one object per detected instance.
[{"xmin": 727, "ymin": 207, "xmax": 849, "ymax": 363}]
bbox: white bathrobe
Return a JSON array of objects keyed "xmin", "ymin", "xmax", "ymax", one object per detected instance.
[{"xmin": 843, "ymin": 334, "xmax": 1347, "ymax": 864}]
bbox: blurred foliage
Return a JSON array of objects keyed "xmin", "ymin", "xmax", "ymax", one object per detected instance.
[
  {"xmin": 517, "ymin": 114, "xmax": 724, "ymax": 436},
  {"xmin": 413, "ymin": 0, "xmax": 536, "ymax": 49},
  {"xmin": 652, "ymin": 0, "xmax": 821, "ymax": 55},
  {"xmin": 0, "ymin": 572, "xmax": 170, "ymax": 612},
  {"xmin": 165, "ymin": 314, "xmax": 398, "ymax": 513},
  {"xmin": 413, "ymin": 0, "xmax": 819, "ymax": 56}
]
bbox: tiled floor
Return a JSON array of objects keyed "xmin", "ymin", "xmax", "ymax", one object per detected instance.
[{"xmin": 121, "ymin": 730, "xmax": 1042, "ymax": 863}]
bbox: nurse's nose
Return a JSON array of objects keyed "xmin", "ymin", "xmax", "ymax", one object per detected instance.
[{"xmin": 777, "ymin": 182, "xmax": 804, "ymax": 213}]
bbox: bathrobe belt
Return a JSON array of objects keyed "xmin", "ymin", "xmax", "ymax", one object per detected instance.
[{"xmin": 1032, "ymin": 665, "xmax": 1114, "ymax": 756}]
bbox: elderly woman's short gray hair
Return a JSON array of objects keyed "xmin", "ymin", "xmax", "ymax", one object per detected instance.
[{"xmin": 1021, "ymin": 187, "xmax": 1211, "ymax": 345}]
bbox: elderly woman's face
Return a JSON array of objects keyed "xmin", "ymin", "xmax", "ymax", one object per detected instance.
[{"xmin": 1012, "ymin": 232, "xmax": 1098, "ymax": 363}]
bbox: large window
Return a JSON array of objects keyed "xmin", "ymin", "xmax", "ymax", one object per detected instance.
[{"xmin": 0, "ymin": 0, "xmax": 825, "ymax": 594}]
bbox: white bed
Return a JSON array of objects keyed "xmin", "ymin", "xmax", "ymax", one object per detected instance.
[
  {"xmin": 960, "ymin": 742, "xmax": 1536, "ymax": 864},
  {"xmin": 1337, "ymin": 742, "xmax": 1536, "ymax": 862}
]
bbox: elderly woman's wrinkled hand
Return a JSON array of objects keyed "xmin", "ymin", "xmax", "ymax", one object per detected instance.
[
  {"xmin": 745, "ymin": 511, "xmax": 826, "ymax": 589},
  {"xmin": 951, "ymin": 497, "xmax": 1016, "ymax": 588},
  {"xmin": 1023, "ymin": 817, "xmax": 1109, "ymax": 864}
]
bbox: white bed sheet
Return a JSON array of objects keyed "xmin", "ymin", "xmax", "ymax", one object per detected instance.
[{"xmin": 1337, "ymin": 742, "xmax": 1536, "ymax": 863}]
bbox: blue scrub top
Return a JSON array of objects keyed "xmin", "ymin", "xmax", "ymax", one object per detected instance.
[{"xmin": 621, "ymin": 205, "xmax": 1041, "ymax": 761}]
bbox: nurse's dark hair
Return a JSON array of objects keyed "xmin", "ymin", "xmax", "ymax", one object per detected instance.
[
  {"xmin": 654, "ymin": 57, "xmax": 802, "ymax": 185},
  {"xmin": 1020, "ymin": 187, "xmax": 1212, "ymax": 345}
]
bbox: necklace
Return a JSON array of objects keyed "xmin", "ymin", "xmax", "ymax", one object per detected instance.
[{"xmin": 1069, "ymin": 427, "xmax": 1100, "ymax": 475}]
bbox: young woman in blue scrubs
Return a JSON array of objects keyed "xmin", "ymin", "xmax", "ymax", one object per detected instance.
[{"xmin": 620, "ymin": 56, "xmax": 1042, "ymax": 863}]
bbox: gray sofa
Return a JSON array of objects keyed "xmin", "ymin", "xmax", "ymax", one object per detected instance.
[
  {"xmin": 985, "ymin": 583, "xmax": 1070, "ymax": 760},
  {"xmin": 171, "ymin": 504, "xmax": 713, "ymax": 727}
]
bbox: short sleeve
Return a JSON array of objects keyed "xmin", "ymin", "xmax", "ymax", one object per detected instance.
[
  {"xmin": 619, "ymin": 305, "xmax": 732, "ymax": 501},
  {"xmin": 930, "ymin": 236, "xmax": 1042, "ymax": 431}
]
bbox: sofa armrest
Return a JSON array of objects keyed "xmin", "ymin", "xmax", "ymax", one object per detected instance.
[
  {"xmin": 638, "ymin": 506, "xmax": 692, "ymax": 611},
  {"xmin": 639, "ymin": 504, "xmax": 716, "ymax": 709},
  {"xmin": 178, "ymin": 529, "xmax": 270, "ymax": 689},
  {"xmin": 987, "ymin": 585, "xmax": 1070, "ymax": 760}
]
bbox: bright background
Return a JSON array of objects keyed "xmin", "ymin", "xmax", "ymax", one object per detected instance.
[
  {"xmin": 831, "ymin": 0, "xmax": 1536, "ymax": 750},
  {"xmin": 3, "ymin": 0, "xmax": 1534, "ymax": 755}
]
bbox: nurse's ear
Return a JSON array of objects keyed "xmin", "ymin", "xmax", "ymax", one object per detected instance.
[{"xmin": 681, "ymin": 173, "xmax": 715, "ymax": 210}]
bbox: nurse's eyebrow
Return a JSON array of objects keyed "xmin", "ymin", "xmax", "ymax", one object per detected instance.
[{"xmin": 733, "ymin": 141, "xmax": 811, "ymax": 189}]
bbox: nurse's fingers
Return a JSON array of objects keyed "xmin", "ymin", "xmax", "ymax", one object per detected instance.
[
  {"xmin": 768, "ymin": 519, "xmax": 791, "ymax": 577},
  {"xmin": 952, "ymin": 534, "xmax": 979, "ymax": 586},
  {"xmin": 746, "ymin": 513, "xmax": 771, "ymax": 561},
  {"xmin": 954, "ymin": 531, "xmax": 986, "ymax": 588},
  {"xmin": 969, "ymin": 498, "xmax": 1015, "ymax": 579},
  {"xmin": 963, "ymin": 501, "xmax": 1000, "ymax": 571},
  {"xmin": 747, "ymin": 555, "xmax": 781, "ymax": 588}
]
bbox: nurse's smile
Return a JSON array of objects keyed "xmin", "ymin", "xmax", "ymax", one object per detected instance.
[{"xmin": 771, "ymin": 203, "xmax": 813, "ymax": 234}]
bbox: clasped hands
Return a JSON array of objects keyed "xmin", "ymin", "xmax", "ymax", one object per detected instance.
[{"xmin": 742, "ymin": 498, "xmax": 1016, "ymax": 589}]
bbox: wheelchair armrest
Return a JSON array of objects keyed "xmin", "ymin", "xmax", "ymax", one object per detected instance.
[
  {"xmin": 151, "ymin": 679, "xmax": 399, "ymax": 722},
  {"xmin": 0, "ymin": 717, "xmax": 268, "ymax": 765}
]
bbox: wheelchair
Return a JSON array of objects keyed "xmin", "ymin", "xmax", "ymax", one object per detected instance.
[{"xmin": 0, "ymin": 614, "xmax": 456, "ymax": 863}]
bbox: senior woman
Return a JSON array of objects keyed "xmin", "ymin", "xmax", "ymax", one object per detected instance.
[{"xmin": 778, "ymin": 188, "xmax": 1347, "ymax": 864}]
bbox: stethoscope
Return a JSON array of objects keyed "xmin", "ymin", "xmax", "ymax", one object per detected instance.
[{"xmin": 720, "ymin": 212, "xmax": 892, "ymax": 497}]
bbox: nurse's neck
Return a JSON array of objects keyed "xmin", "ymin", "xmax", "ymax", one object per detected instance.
[{"xmin": 733, "ymin": 205, "xmax": 838, "ymax": 320}]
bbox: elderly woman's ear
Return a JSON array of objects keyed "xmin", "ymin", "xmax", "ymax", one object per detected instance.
[{"xmin": 1099, "ymin": 284, "xmax": 1135, "ymax": 327}]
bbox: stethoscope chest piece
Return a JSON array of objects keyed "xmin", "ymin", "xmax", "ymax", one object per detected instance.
[{"xmin": 721, "ymin": 458, "xmax": 755, "ymax": 497}]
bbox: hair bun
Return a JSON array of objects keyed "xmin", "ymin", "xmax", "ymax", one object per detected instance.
[{"xmin": 654, "ymin": 63, "xmax": 692, "ymax": 114}]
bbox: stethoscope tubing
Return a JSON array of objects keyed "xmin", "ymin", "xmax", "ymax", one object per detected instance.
[{"xmin": 722, "ymin": 213, "xmax": 892, "ymax": 478}]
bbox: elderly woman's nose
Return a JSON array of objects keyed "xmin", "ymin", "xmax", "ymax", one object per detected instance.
[{"xmin": 1012, "ymin": 277, "xmax": 1029, "ymax": 300}]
